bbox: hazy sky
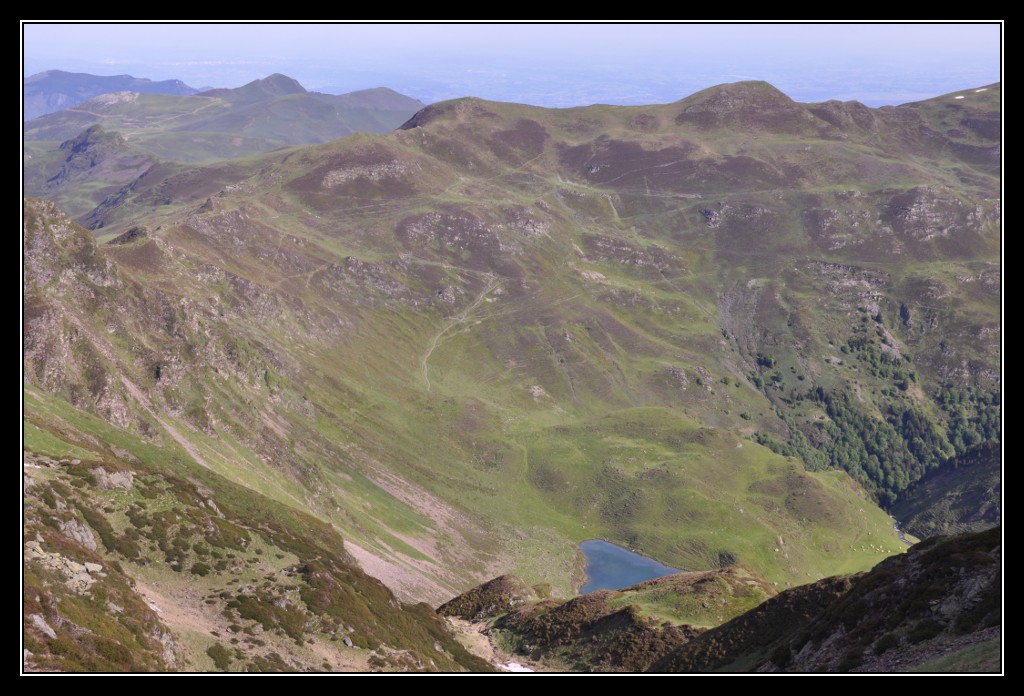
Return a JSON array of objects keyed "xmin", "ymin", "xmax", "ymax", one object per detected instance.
[{"xmin": 21, "ymin": 22, "xmax": 1002, "ymax": 107}]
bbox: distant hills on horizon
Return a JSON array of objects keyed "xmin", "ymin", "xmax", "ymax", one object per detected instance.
[
  {"xmin": 22, "ymin": 71, "xmax": 426, "ymax": 218},
  {"xmin": 23, "ymin": 69, "xmax": 426, "ymax": 122},
  {"xmin": 25, "ymin": 70, "xmax": 199, "ymax": 120}
]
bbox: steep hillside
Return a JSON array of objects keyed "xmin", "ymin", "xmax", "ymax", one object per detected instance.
[
  {"xmin": 24, "ymin": 125, "xmax": 161, "ymax": 219},
  {"xmin": 22, "ymin": 201, "xmax": 493, "ymax": 672},
  {"xmin": 23, "ymin": 427, "xmax": 492, "ymax": 672},
  {"xmin": 892, "ymin": 442, "xmax": 1001, "ymax": 539},
  {"xmin": 650, "ymin": 526, "xmax": 1001, "ymax": 672},
  {"xmin": 23, "ymin": 81, "xmax": 1000, "ymax": 672},
  {"xmin": 431, "ymin": 528, "xmax": 999, "ymax": 674},
  {"xmin": 23, "ymin": 125, "xmax": 289, "ymax": 226},
  {"xmin": 23, "ymin": 75, "xmax": 425, "ymax": 227},
  {"xmin": 22, "ymin": 192, "xmax": 907, "ymax": 604}
]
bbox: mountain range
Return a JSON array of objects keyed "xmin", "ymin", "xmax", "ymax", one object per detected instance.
[
  {"xmin": 22, "ymin": 78, "xmax": 1000, "ymax": 672},
  {"xmin": 25, "ymin": 70, "xmax": 199, "ymax": 121},
  {"xmin": 23, "ymin": 74, "xmax": 425, "ymax": 221}
]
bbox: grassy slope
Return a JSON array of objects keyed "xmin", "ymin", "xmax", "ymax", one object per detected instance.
[
  {"xmin": 23, "ymin": 388, "xmax": 492, "ymax": 673},
  {"xmin": 605, "ymin": 565, "xmax": 776, "ymax": 628},
  {"xmin": 24, "ymin": 82, "xmax": 999, "ymax": 628},
  {"xmin": 908, "ymin": 638, "xmax": 1001, "ymax": 673}
]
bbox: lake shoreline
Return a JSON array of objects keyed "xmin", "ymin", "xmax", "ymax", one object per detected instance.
[{"xmin": 578, "ymin": 539, "xmax": 682, "ymax": 595}]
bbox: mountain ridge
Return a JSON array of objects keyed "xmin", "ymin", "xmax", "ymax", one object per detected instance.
[
  {"xmin": 24, "ymin": 69, "xmax": 198, "ymax": 121},
  {"xmin": 650, "ymin": 526, "xmax": 1000, "ymax": 672},
  {"xmin": 22, "ymin": 78, "xmax": 1000, "ymax": 672},
  {"xmin": 24, "ymin": 73, "xmax": 425, "ymax": 166}
]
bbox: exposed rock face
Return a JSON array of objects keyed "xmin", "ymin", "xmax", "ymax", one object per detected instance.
[
  {"xmin": 92, "ymin": 467, "xmax": 134, "ymax": 490},
  {"xmin": 29, "ymin": 614, "xmax": 57, "ymax": 639},
  {"xmin": 24, "ymin": 541, "xmax": 102, "ymax": 593},
  {"xmin": 107, "ymin": 226, "xmax": 148, "ymax": 246},
  {"xmin": 44, "ymin": 126, "xmax": 154, "ymax": 192},
  {"xmin": 58, "ymin": 518, "xmax": 98, "ymax": 551}
]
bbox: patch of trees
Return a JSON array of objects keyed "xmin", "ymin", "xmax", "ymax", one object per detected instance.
[
  {"xmin": 812, "ymin": 388, "xmax": 949, "ymax": 507},
  {"xmin": 755, "ymin": 409, "xmax": 827, "ymax": 472},
  {"xmin": 841, "ymin": 336, "xmax": 916, "ymax": 386},
  {"xmin": 749, "ymin": 319, "xmax": 1000, "ymax": 507},
  {"xmin": 937, "ymin": 386, "xmax": 1001, "ymax": 453}
]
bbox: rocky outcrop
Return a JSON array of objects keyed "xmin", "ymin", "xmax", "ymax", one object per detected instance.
[
  {"xmin": 44, "ymin": 126, "xmax": 155, "ymax": 192},
  {"xmin": 92, "ymin": 467, "xmax": 134, "ymax": 490},
  {"xmin": 58, "ymin": 518, "xmax": 97, "ymax": 551},
  {"xmin": 496, "ymin": 591, "xmax": 701, "ymax": 672},
  {"xmin": 24, "ymin": 541, "xmax": 104, "ymax": 593},
  {"xmin": 29, "ymin": 614, "xmax": 57, "ymax": 639},
  {"xmin": 437, "ymin": 574, "xmax": 536, "ymax": 622},
  {"xmin": 106, "ymin": 226, "xmax": 148, "ymax": 246},
  {"xmin": 444, "ymin": 566, "xmax": 775, "ymax": 672}
]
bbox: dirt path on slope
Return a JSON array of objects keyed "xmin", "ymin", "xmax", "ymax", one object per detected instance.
[{"xmin": 421, "ymin": 278, "xmax": 497, "ymax": 391}]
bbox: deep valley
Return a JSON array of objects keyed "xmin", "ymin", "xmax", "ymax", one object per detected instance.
[{"xmin": 22, "ymin": 75, "xmax": 1001, "ymax": 673}]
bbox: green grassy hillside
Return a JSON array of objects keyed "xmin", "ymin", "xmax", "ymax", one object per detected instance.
[
  {"xmin": 23, "ymin": 387, "xmax": 491, "ymax": 672},
  {"xmin": 23, "ymin": 81, "xmax": 1000, "ymax": 671}
]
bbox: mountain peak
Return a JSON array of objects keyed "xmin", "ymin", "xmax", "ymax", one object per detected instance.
[
  {"xmin": 251, "ymin": 73, "xmax": 307, "ymax": 95},
  {"xmin": 398, "ymin": 97, "xmax": 499, "ymax": 130},
  {"xmin": 25, "ymin": 70, "xmax": 55, "ymax": 83},
  {"xmin": 675, "ymin": 80, "xmax": 812, "ymax": 133},
  {"xmin": 198, "ymin": 73, "xmax": 308, "ymax": 105},
  {"xmin": 315, "ymin": 86, "xmax": 424, "ymax": 111},
  {"xmin": 678, "ymin": 80, "xmax": 796, "ymax": 110}
]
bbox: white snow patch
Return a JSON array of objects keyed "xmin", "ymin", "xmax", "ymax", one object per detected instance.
[
  {"xmin": 954, "ymin": 95, "xmax": 965, "ymax": 100},
  {"xmin": 500, "ymin": 662, "xmax": 535, "ymax": 672}
]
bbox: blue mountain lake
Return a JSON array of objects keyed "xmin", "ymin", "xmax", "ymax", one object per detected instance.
[{"xmin": 579, "ymin": 539, "xmax": 681, "ymax": 594}]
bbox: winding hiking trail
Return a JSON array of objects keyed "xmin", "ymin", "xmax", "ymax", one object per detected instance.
[{"xmin": 422, "ymin": 278, "xmax": 497, "ymax": 391}]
